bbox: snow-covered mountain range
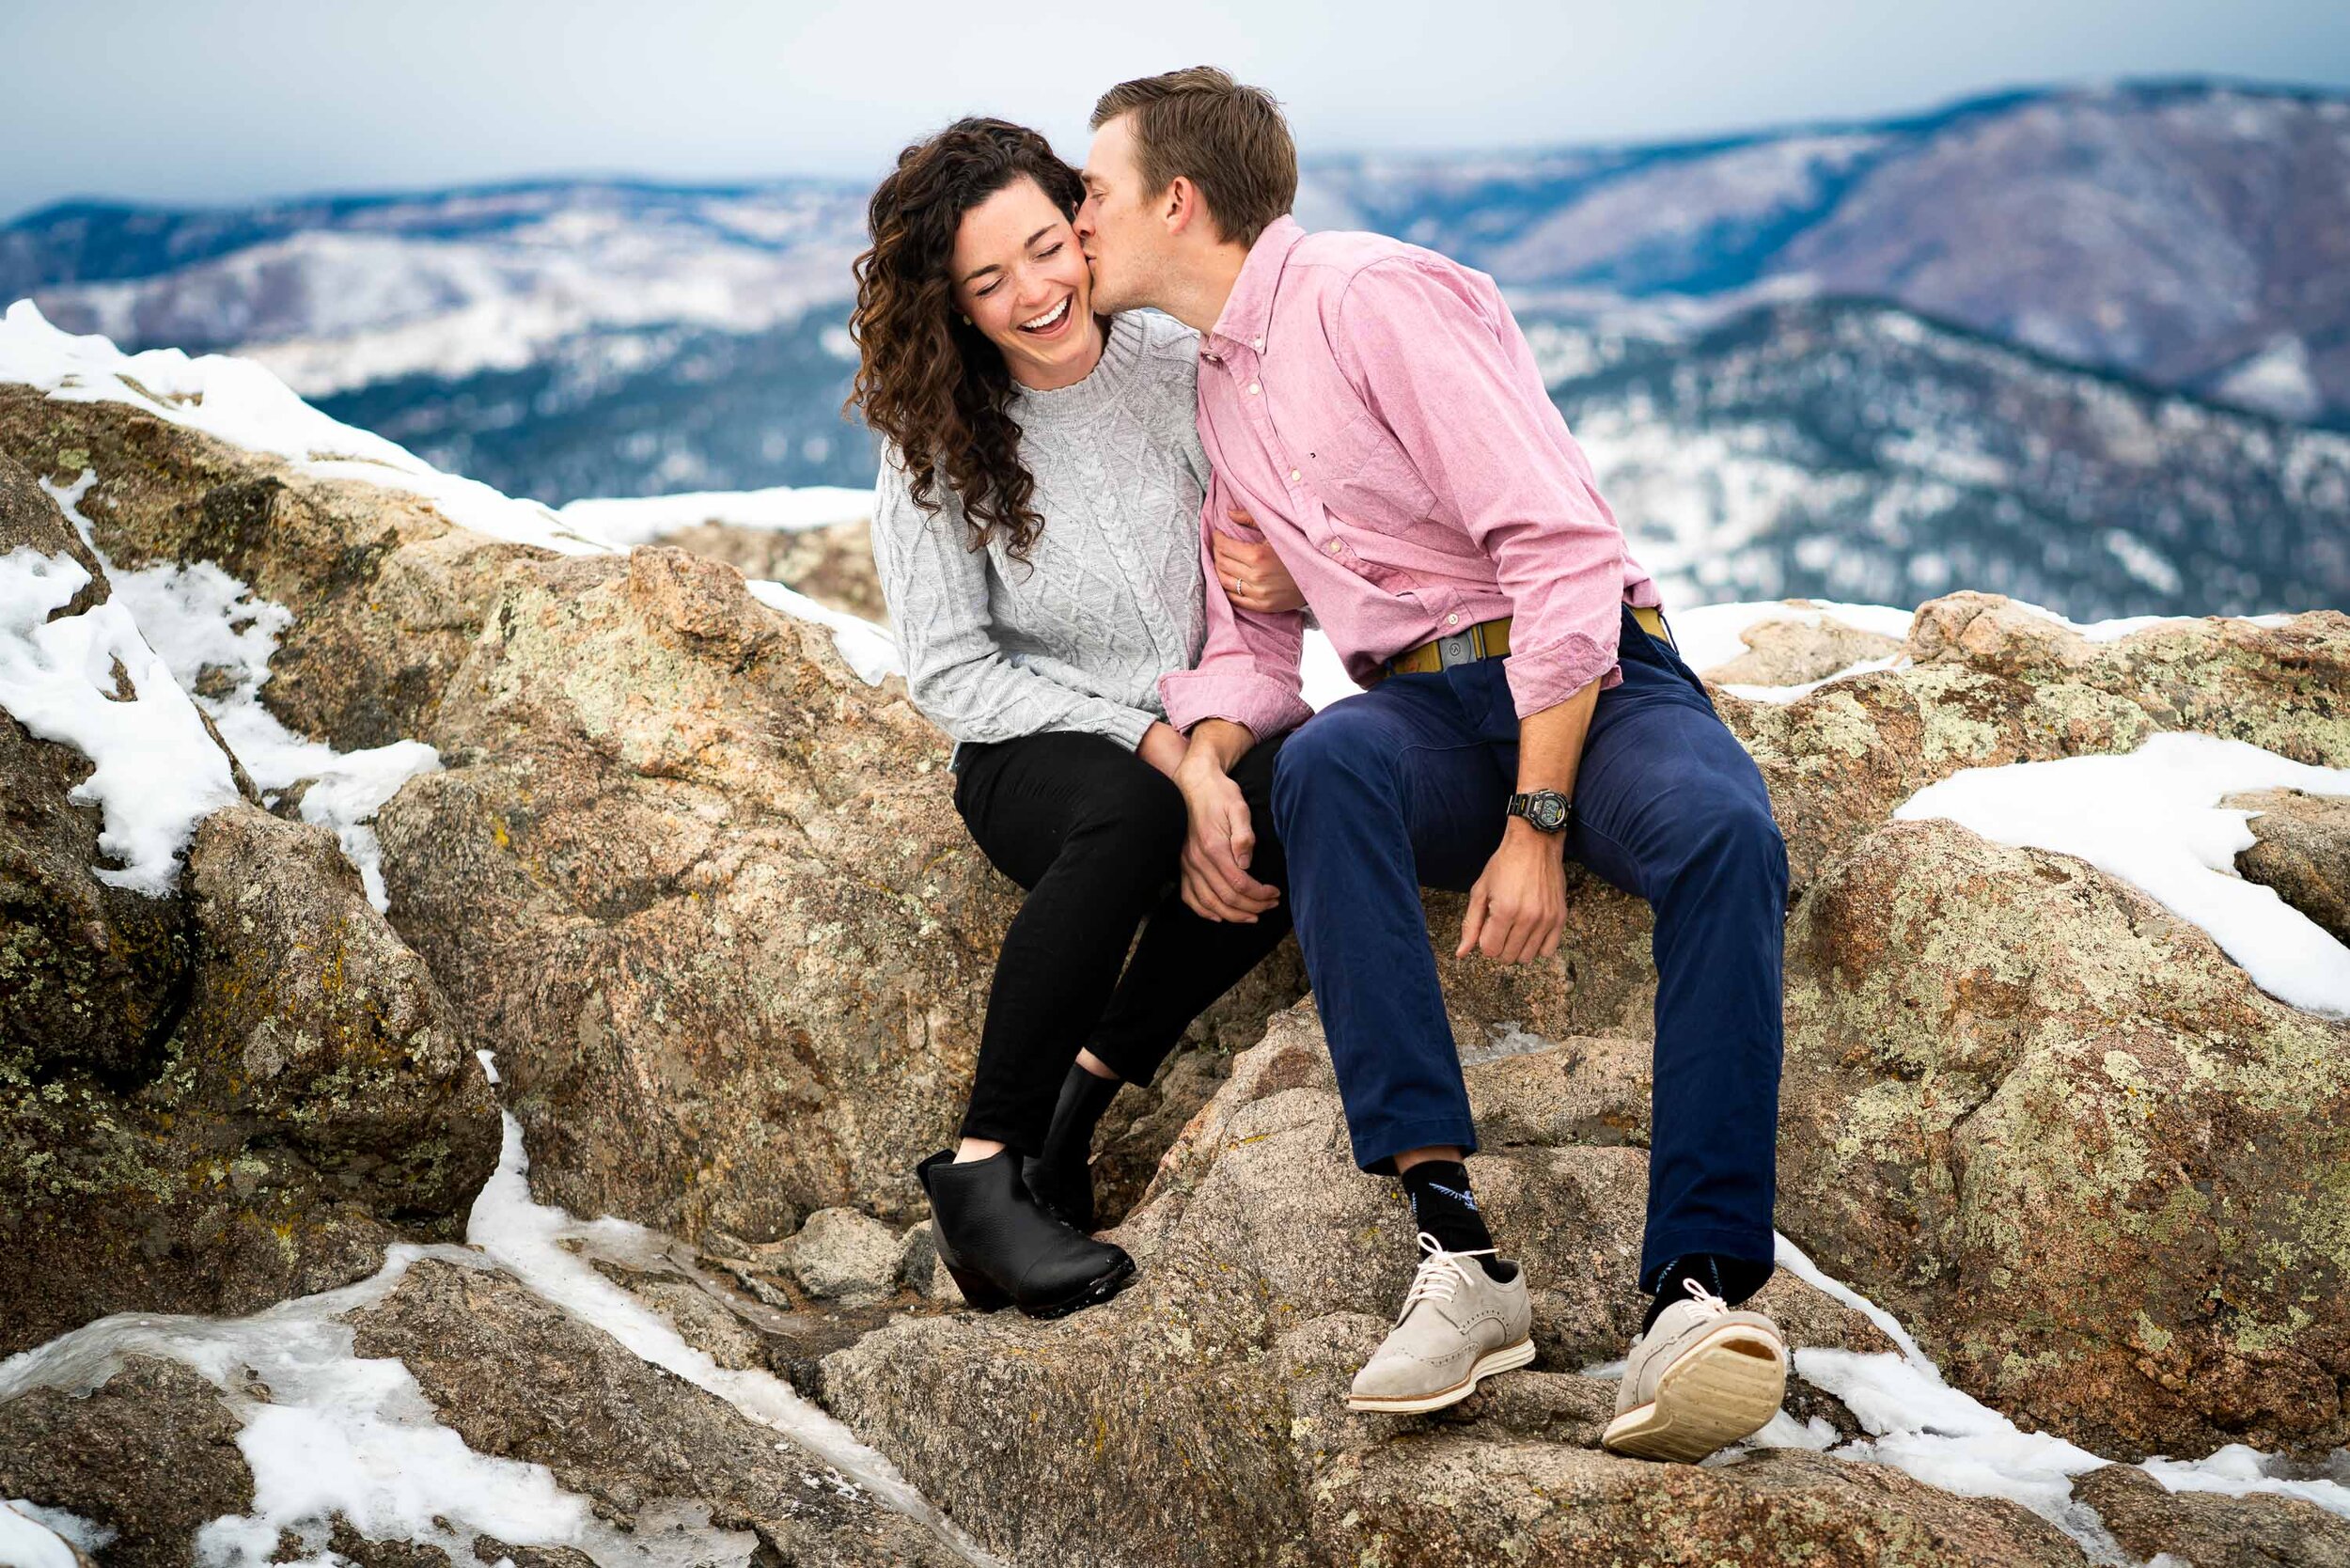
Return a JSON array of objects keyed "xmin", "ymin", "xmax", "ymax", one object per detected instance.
[{"xmin": 7, "ymin": 79, "xmax": 2347, "ymax": 619}]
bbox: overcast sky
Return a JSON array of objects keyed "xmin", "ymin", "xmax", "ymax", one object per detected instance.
[{"xmin": 7, "ymin": 0, "xmax": 2347, "ymax": 221}]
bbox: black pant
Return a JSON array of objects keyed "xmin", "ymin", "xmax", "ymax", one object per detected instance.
[{"xmin": 951, "ymin": 729, "xmax": 1292, "ymax": 1152}]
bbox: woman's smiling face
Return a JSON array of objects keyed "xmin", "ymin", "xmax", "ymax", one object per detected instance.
[{"xmin": 950, "ymin": 176, "xmax": 1102, "ymax": 391}]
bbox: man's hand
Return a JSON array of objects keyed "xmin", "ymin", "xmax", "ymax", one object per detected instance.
[
  {"xmin": 1212, "ymin": 510, "xmax": 1306, "ymax": 615},
  {"xmin": 1457, "ymin": 820, "xmax": 1568, "ymax": 963},
  {"xmin": 1173, "ymin": 721, "xmax": 1279, "ymax": 922}
]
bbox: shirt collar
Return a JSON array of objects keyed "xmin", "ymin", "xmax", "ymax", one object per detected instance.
[{"xmin": 1204, "ymin": 214, "xmax": 1306, "ymax": 359}]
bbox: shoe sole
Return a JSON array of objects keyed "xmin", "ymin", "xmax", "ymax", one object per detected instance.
[
  {"xmin": 1600, "ymin": 1325, "xmax": 1787, "ymax": 1463},
  {"xmin": 1345, "ymin": 1336, "xmax": 1537, "ymax": 1414},
  {"xmin": 1021, "ymin": 1254, "xmax": 1137, "ymax": 1321}
]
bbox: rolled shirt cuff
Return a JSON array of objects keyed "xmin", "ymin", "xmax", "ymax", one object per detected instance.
[
  {"xmin": 1159, "ymin": 668, "xmax": 1312, "ymax": 742},
  {"xmin": 1503, "ymin": 631, "xmax": 1621, "ymax": 719}
]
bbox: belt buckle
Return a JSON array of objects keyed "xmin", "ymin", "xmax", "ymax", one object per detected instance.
[{"xmin": 1436, "ymin": 633, "xmax": 1473, "ymax": 668}]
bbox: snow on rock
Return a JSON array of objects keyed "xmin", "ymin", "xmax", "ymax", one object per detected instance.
[
  {"xmin": 1894, "ymin": 732, "xmax": 2350, "ymax": 1015},
  {"xmin": 39, "ymin": 472, "xmax": 439, "ymax": 910},
  {"xmin": 0, "ymin": 542, "xmax": 240, "ymax": 895},
  {"xmin": 2212, "ymin": 336, "xmax": 2324, "ymax": 424},
  {"xmin": 463, "ymin": 1113, "xmax": 963, "ymax": 1542},
  {"xmin": 1763, "ymin": 1231, "xmax": 2350, "ymax": 1555},
  {"xmin": 0, "ymin": 312, "xmax": 887, "ymax": 890},
  {"xmin": 1301, "ymin": 628, "xmax": 1355, "ymax": 711},
  {"xmin": 743, "ymin": 579, "xmax": 900, "ymax": 685},
  {"xmin": 2001, "ymin": 594, "xmax": 2297, "ymax": 644},
  {"xmin": 0, "ymin": 1112, "xmax": 992, "ymax": 1568},
  {"xmin": 0, "ymin": 300, "xmax": 612, "ymax": 557},
  {"xmin": 1668, "ymin": 598, "xmax": 1918, "ymax": 674},
  {"xmin": 0, "ymin": 1249, "xmax": 612, "ymax": 1568},
  {"xmin": 0, "ymin": 1501, "xmax": 91, "ymax": 1568},
  {"xmin": 557, "ymin": 485, "xmax": 872, "ymax": 546}
]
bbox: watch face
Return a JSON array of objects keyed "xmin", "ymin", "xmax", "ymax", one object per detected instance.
[{"xmin": 1532, "ymin": 794, "xmax": 1570, "ymax": 831}]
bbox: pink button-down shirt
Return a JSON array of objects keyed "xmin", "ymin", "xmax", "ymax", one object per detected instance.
[{"xmin": 1158, "ymin": 215, "xmax": 1658, "ymax": 741}]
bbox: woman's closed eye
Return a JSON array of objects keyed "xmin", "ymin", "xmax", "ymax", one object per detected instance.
[{"xmin": 975, "ymin": 245, "xmax": 1062, "ymax": 298}]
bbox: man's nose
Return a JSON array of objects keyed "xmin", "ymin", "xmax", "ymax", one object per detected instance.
[{"xmin": 1073, "ymin": 199, "xmax": 1097, "ymax": 241}]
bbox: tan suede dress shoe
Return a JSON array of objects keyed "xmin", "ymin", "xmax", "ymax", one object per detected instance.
[
  {"xmin": 1347, "ymin": 1232, "xmax": 1536, "ymax": 1414},
  {"xmin": 1601, "ymin": 1278, "xmax": 1788, "ymax": 1462}
]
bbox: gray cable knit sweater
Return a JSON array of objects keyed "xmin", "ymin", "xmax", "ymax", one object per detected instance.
[{"xmin": 870, "ymin": 310, "xmax": 1210, "ymax": 762}]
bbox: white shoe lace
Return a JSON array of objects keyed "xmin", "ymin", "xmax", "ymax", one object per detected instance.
[
  {"xmin": 1678, "ymin": 1276, "xmax": 1730, "ymax": 1316},
  {"xmin": 1396, "ymin": 1231, "xmax": 1496, "ymax": 1323}
]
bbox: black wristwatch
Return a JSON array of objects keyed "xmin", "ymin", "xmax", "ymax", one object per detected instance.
[{"xmin": 1506, "ymin": 790, "xmax": 1573, "ymax": 834}]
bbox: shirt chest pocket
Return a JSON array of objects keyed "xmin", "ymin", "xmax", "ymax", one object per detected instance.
[{"xmin": 1302, "ymin": 405, "xmax": 1437, "ymax": 535}]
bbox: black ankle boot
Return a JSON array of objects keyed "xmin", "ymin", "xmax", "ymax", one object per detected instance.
[
  {"xmin": 1022, "ymin": 1061, "xmax": 1122, "ymax": 1231},
  {"xmin": 917, "ymin": 1149, "xmax": 1136, "ymax": 1319}
]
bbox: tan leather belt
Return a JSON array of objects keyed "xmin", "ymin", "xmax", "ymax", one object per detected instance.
[{"xmin": 1381, "ymin": 605, "xmax": 1673, "ymax": 680}]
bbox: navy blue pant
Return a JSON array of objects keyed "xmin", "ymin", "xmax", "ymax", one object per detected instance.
[{"xmin": 1270, "ymin": 606, "xmax": 1788, "ymax": 1287}]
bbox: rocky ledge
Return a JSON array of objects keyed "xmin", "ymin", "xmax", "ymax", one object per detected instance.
[{"xmin": 3, "ymin": 357, "xmax": 2348, "ymax": 1566}]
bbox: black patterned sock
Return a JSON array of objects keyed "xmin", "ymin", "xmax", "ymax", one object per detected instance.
[
  {"xmin": 1640, "ymin": 1253, "xmax": 1772, "ymax": 1335},
  {"xmin": 1398, "ymin": 1160, "xmax": 1514, "ymax": 1282}
]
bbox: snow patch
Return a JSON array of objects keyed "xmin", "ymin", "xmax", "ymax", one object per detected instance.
[
  {"xmin": 1893, "ymin": 732, "xmax": 2350, "ymax": 1016},
  {"xmin": 0, "ymin": 542, "xmax": 241, "ymax": 895},
  {"xmin": 2003, "ymin": 597, "xmax": 2299, "ymax": 644},
  {"xmin": 0, "ymin": 1119, "xmax": 996, "ymax": 1568},
  {"xmin": 557, "ymin": 486, "xmax": 871, "ymax": 546},
  {"xmin": 0, "ymin": 1249, "xmax": 637, "ymax": 1568},
  {"xmin": 2212, "ymin": 336, "xmax": 2322, "ymax": 424},
  {"xmin": 2141, "ymin": 1444, "xmax": 2350, "ymax": 1513},
  {"xmin": 40, "ymin": 473, "xmax": 439, "ymax": 911},
  {"xmin": 1666, "ymin": 598, "xmax": 1918, "ymax": 675},
  {"xmin": 0, "ymin": 1502, "xmax": 95, "ymax": 1568},
  {"xmin": 1301, "ymin": 628, "xmax": 1356, "ymax": 711}
]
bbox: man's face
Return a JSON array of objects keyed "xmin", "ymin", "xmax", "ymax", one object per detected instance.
[{"xmin": 1076, "ymin": 115, "xmax": 1167, "ymax": 315}]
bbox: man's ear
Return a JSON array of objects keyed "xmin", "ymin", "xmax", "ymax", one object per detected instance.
[{"xmin": 1164, "ymin": 175, "xmax": 1202, "ymax": 240}]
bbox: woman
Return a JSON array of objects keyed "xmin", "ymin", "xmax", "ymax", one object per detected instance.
[{"xmin": 849, "ymin": 118, "xmax": 1301, "ymax": 1319}]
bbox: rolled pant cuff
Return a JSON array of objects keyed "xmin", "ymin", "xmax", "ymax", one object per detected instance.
[
  {"xmin": 1638, "ymin": 1225, "xmax": 1778, "ymax": 1294},
  {"xmin": 1352, "ymin": 1115, "xmax": 1480, "ymax": 1176}
]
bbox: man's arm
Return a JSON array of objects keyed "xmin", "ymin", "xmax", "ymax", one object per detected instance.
[
  {"xmin": 1331, "ymin": 259, "xmax": 1632, "ymax": 964},
  {"xmin": 1331, "ymin": 258, "xmax": 1627, "ymax": 725},
  {"xmin": 1456, "ymin": 679, "xmax": 1598, "ymax": 962}
]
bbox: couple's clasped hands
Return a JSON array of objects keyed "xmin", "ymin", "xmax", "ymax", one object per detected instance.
[{"xmin": 1170, "ymin": 738, "xmax": 1568, "ymax": 965}]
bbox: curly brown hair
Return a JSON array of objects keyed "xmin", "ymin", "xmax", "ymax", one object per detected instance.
[{"xmin": 846, "ymin": 118, "xmax": 1087, "ymax": 561}]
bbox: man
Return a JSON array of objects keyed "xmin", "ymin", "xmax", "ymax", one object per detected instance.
[{"xmin": 1075, "ymin": 67, "xmax": 1791, "ymax": 1463}]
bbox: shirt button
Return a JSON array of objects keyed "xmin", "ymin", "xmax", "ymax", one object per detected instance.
[
  {"xmin": 1447, "ymin": 614, "xmax": 1460, "ymax": 626},
  {"xmin": 1252, "ymin": 337, "xmax": 1265, "ymax": 350},
  {"xmin": 1325, "ymin": 540, "xmax": 1341, "ymax": 554},
  {"xmin": 1246, "ymin": 383, "xmax": 1261, "ymax": 395},
  {"xmin": 1288, "ymin": 468, "xmax": 1300, "ymax": 481}
]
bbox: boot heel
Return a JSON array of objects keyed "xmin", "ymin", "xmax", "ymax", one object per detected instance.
[{"xmin": 944, "ymin": 1263, "xmax": 1014, "ymax": 1311}]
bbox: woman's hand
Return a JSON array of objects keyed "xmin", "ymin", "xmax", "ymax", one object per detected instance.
[
  {"xmin": 1213, "ymin": 510, "xmax": 1306, "ymax": 614},
  {"xmin": 1137, "ymin": 720, "xmax": 1189, "ymax": 780}
]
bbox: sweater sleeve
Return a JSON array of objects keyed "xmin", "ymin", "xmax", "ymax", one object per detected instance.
[{"xmin": 869, "ymin": 459, "xmax": 1159, "ymax": 751}]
